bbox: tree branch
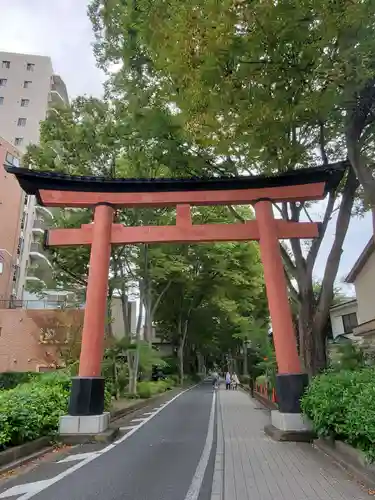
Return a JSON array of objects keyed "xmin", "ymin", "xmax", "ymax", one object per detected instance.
[
  {"xmin": 319, "ymin": 121, "xmax": 329, "ymax": 165},
  {"xmin": 151, "ymin": 280, "xmax": 172, "ymax": 317},
  {"xmin": 306, "ymin": 190, "xmax": 336, "ymax": 276},
  {"xmin": 53, "ymin": 256, "xmax": 88, "ymax": 287},
  {"xmin": 284, "ymin": 268, "xmax": 300, "ymax": 305},
  {"xmin": 314, "ymin": 168, "xmax": 359, "ymax": 333}
]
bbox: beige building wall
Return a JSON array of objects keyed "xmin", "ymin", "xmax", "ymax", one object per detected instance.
[
  {"xmin": 111, "ymin": 297, "xmax": 137, "ymax": 340},
  {"xmin": 0, "ymin": 53, "xmax": 53, "ymax": 149},
  {"xmin": 354, "ymin": 250, "xmax": 375, "ymax": 324},
  {"xmin": 329, "ymin": 301, "xmax": 358, "ymax": 339},
  {"xmin": 0, "ymin": 138, "xmax": 23, "ymax": 304},
  {"xmin": 0, "ymin": 52, "xmax": 69, "ymax": 300}
]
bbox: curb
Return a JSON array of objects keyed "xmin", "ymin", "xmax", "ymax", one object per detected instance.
[
  {"xmin": 211, "ymin": 390, "xmax": 224, "ymax": 500},
  {"xmin": 314, "ymin": 438, "xmax": 375, "ymax": 491},
  {"xmin": 0, "ymin": 444, "xmax": 56, "ymax": 477},
  {"xmin": 0, "ymin": 388, "xmax": 182, "ymax": 475}
]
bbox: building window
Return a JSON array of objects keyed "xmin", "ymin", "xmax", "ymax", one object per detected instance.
[
  {"xmin": 0, "ymin": 79, "xmax": 7, "ymax": 87},
  {"xmin": 342, "ymin": 312, "xmax": 358, "ymax": 334},
  {"xmin": 26, "ymin": 63, "xmax": 35, "ymax": 72},
  {"xmin": 0, "ymin": 97, "xmax": 3, "ymax": 105},
  {"xmin": 17, "ymin": 118, "xmax": 26, "ymax": 127},
  {"xmin": 14, "ymin": 137, "xmax": 23, "ymax": 146},
  {"xmin": 23, "ymin": 81, "xmax": 31, "ymax": 88},
  {"xmin": 5, "ymin": 151, "xmax": 20, "ymax": 167},
  {"xmin": 2, "ymin": 60, "xmax": 10, "ymax": 69},
  {"xmin": 20, "ymin": 99, "xmax": 30, "ymax": 107}
]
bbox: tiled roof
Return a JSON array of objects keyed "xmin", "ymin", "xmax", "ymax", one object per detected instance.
[{"xmin": 4, "ymin": 161, "xmax": 347, "ymax": 195}]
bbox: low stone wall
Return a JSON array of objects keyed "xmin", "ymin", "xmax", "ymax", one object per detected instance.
[{"xmin": 314, "ymin": 438, "xmax": 375, "ymax": 489}]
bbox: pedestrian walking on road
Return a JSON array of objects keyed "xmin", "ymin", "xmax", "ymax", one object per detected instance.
[
  {"xmin": 231, "ymin": 372, "xmax": 239, "ymax": 390},
  {"xmin": 225, "ymin": 371, "xmax": 231, "ymax": 390},
  {"xmin": 212, "ymin": 370, "xmax": 219, "ymax": 389}
]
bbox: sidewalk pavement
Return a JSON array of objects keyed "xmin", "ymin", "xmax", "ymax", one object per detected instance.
[{"xmin": 213, "ymin": 388, "xmax": 368, "ymax": 500}]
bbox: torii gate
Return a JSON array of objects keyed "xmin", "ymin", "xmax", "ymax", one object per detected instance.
[{"xmin": 6, "ymin": 163, "xmax": 345, "ymax": 435}]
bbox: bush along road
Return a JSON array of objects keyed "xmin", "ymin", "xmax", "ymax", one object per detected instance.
[{"xmin": 0, "ymin": 371, "xmax": 178, "ymax": 452}]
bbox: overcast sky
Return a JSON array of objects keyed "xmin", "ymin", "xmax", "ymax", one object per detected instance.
[{"xmin": 0, "ymin": 0, "xmax": 371, "ymax": 294}]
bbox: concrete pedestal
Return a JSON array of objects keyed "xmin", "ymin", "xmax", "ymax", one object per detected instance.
[
  {"xmin": 271, "ymin": 410, "xmax": 312, "ymax": 432},
  {"xmin": 264, "ymin": 410, "xmax": 316, "ymax": 442},
  {"xmin": 59, "ymin": 412, "xmax": 110, "ymax": 435}
]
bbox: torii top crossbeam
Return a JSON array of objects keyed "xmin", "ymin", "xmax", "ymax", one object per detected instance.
[{"xmin": 5, "ymin": 162, "xmax": 345, "ymax": 208}]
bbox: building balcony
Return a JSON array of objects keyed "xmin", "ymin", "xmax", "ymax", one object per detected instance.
[
  {"xmin": 49, "ymin": 75, "xmax": 69, "ymax": 105},
  {"xmin": 49, "ymin": 90, "xmax": 65, "ymax": 105},
  {"xmin": 29, "ymin": 243, "xmax": 52, "ymax": 267},
  {"xmin": 26, "ymin": 259, "xmax": 53, "ymax": 284},
  {"xmin": 32, "ymin": 218, "xmax": 47, "ymax": 234},
  {"xmin": 35, "ymin": 205, "xmax": 54, "ymax": 219}
]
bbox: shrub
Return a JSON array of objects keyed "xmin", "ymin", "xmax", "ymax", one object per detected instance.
[
  {"xmin": 0, "ymin": 378, "xmax": 70, "ymax": 449},
  {"xmin": 301, "ymin": 368, "xmax": 375, "ymax": 461},
  {"xmin": 0, "ymin": 370, "xmax": 112, "ymax": 450},
  {"xmin": 0, "ymin": 372, "xmax": 37, "ymax": 390},
  {"xmin": 137, "ymin": 380, "xmax": 173, "ymax": 399},
  {"xmin": 239, "ymin": 375, "xmax": 250, "ymax": 385}
]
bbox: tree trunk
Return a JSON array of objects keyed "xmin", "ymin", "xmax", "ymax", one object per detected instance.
[
  {"xmin": 346, "ymin": 135, "xmax": 375, "ymax": 238},
  {"xmin": 298, "ymin": 168, "xmax": 358, "ymax": 375},
  {"xmin": 243, "ymin": 341, "xmax": 248, "ymax": 376},
  {"xmin": 120, "ymin": 289, "xmax": 130, "ymax": 339},
  {"xmin": 143, "ymin": 285, "xmax": 153, "ymax": 345},
  {"xmin": 177, "ymin": 317, "xmax": 189, "ymax": 385}
]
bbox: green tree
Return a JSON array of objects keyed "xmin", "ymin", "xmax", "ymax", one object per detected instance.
[{"xmin": 88, "ymin": 0, "xmax": 374, "ymax": 374}]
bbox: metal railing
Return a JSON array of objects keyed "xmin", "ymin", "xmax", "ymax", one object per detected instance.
[{"xmin": 0, "ymin": 299, "xmax": 76, "ymax": 310}]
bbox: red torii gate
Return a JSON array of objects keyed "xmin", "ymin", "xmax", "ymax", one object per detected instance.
[{"xmin": 6, "ymin": 163, "xmax": 345, "ymax": 429}]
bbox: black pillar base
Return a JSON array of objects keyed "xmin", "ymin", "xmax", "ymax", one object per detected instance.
[
  {"xmin": 276, "ymin": 373, "xmax": 309, "ymax": 413},
  {"xmin": 68, "ymin": 377, "xmax": 105, "ymax": 416}
]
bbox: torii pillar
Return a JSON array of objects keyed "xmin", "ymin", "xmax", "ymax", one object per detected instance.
[
  {"xmin": 68, "ymin": 204, "xmax": 114, "ymax": 418},
  {"xmin": 254, "ymin": 200, "xmax": 309, "ymax": 425}
]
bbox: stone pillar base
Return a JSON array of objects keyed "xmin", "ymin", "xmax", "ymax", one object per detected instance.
[
  {"xmin": 59, "ymin": 412, "xmax": 110, "ymax": 435},
  {"xmin": 68, "ymin": 376, "xmax": 105, "ymax": 416},
  {"xmin": 264, "ymin": 410, "xmax": 315, "ymax": 442},
  {"xmin": 271, "ymin": 410, "xmax": 312, "ymax": 431},
  {"xmin": 276, "ymin": 373, "xmax": 309, "ymax": 413}
]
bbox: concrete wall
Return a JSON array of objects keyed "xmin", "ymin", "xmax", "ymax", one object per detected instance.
[
  {"xmin": 354, "ymin": 250, "xmax": 375, "ymax": 324},
  {"xmin": 0, "ymin": 308, "xmax": 83, "ymax": 372},
  {"xmin": 0, "ymin": 138, "xmax": 23, "ymax": 303},
  {"xmin": 111, "ymin": 297, "xmax": 137, "ymax": 339},
  {"xmin": 329, "ymin": 301, "xmax": 358, "ymax": 339}
]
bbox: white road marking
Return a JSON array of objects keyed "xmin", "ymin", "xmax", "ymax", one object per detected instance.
[
  {"xmin": 119, "ymin": 425, "xmax": 136, "ymax": 431},
  {"xmin": 57, "ymin": 452, "xmax": 99, "ymax": 464},
  {"xmin": 130, "ymin": 418, "xmax": 146, "ymax": 423},
  {"xmin": 3, "ymin": 385, "xmax": 197, "ymax": 500},
  {"xmin": 0, "ymin": 479, "xmax": 52, "ymax": 498},
  {"xmin": 142, "ymin": 412, "xmax": 155, "ymax": 416},
  {"xmin": 184, "ymin": 391, "xmax": 216, "ymax": 500}
]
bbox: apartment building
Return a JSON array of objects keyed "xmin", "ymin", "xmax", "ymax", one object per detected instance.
[
  {"xmin": 0, "ymin": 138, "xmax": 23, "ymax": 305},
  {"xmin": 0, "ymin": 52, "xmax": 69, "ymax": 302}
]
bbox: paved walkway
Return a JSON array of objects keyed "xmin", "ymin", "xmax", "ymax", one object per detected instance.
[{"xmin": 215, "ymin": 389, "xmax": 368, "ymax": 500}]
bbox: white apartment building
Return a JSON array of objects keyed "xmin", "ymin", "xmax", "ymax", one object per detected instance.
[{"xmin": 0, "ymin": 52, "xmax": 69, "ymax": 302}]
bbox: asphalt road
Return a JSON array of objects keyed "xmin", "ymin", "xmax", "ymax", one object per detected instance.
[{"xmin": 0, "ymin": 382, "xmax": 217, "ymax": 500}]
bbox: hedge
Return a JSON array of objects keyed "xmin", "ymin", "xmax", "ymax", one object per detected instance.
[
  {"xmin": 301, "ymin": 368, "xmax": 375, "ymax": 461},
  {"xmin": 0, "ymin": 371, "xmax": 112, "ymax": 450},
  {"xmin": 137, "ymin": 378, "xmax": 175, "ymax": 399},
  {"xmin": 0, "ymin": 371, "xmax": 38, "ymax": 390}
]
